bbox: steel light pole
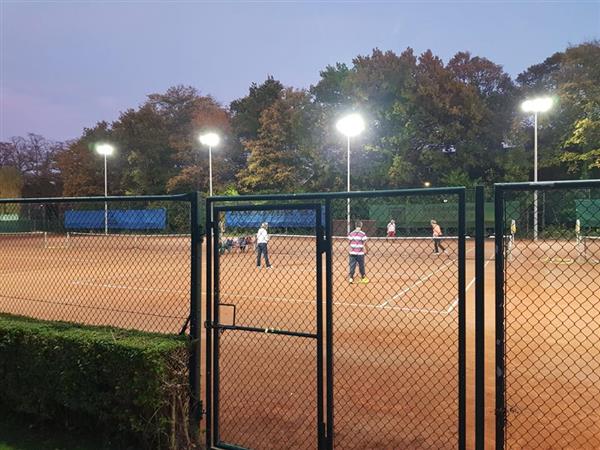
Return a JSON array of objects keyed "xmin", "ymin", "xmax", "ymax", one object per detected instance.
[
  {"xmin": 336, "ymin": 113, "xmax": 365, "ymax": 233},
  {"xmin": 522, "ymin": 97, "xmax": 553, "ymax": 240},
  {"xmin": 199, "ymin": 132, "xmax": 220, "ymax": 197},
  {"xmin": 95, "ymin": 144, "xmax": 115, "ymax": 235}
]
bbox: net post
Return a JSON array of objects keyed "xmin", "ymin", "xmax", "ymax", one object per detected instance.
[{"xmin": 475, "ymin": 185, "xmax": 485, "ymax": 449}]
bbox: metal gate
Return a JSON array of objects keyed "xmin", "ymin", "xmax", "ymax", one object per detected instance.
[
  {"xmin": 205, "ymin": 188, "xmax": 466, "ymax": 449},
  {"xmin": 495, "ymin": 180, "xmax": 600, "ymax": 449},
  {"xmin": 206, "ymin": 203, "xmax": 329, "ymax": 449}
]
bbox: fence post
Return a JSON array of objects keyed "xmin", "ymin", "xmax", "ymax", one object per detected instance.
[
  {"xmin": 189, "ymin": 192, "xmax": 203, "ymax": 442},
  {"xmin": 494, "ymin": 186, "xmax": 505, "ymax": 450},
  {"xmin": 475, "ymin": 186, "xmax": 485, "ymax": 449},
  {"xmin": 458, "ymin": 188, "xmax": 466, "ymax": 450},
  {"xmin": 325, "ymin": 199, "xmax": 334, "ymax": 450},
  {"xmin": 204, "ymin": 197, "xmax": 213, "ymax": 449}
]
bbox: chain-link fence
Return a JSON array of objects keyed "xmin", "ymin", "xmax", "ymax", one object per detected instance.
[
  {"xmin": 7, "ymin": 182, "xmax": 600, "ymax": 449},
  {"xmin": 210, "ymin": 204, "xmax": 323, "ymax": 449},
  {"xmin": 495, "ymin": 181, "xmax": 600, "ymax": 450},
  {"xmin": 0, "ymin": 195, "xmax": 195, "ymax": 334},
  {"xmin": 205, "ymin": 188, "xmax": 466, "ymax": 450}
]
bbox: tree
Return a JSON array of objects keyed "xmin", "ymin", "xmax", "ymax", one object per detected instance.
[
  {"xmin": 0, "ymin": 134, "xmax": 64, "ymax": 197},
  {"xmin": 237, "ymin": 89, "xmax": 317, "ymax": 193},
  {"xmin": 516, "ymin": 41, "xmax": 600, "ymax": 180},
  {"xmin": 57, "ymin": 123, "xmax": 112, "ymax": 196},
  {"xmin": 230, "ymin": 76, "xmax": 284, "ymax": 141},
  {"xmin": 0, "ymin": 167, "xmax": 23, "ymax": 199},
  {"xmin": 387, "ymin": 50, "xmax": 495, "ymax": 186},
  {"xmin": 112, "ymin": 105, "xmax": 174, "ymax": 195},
  {"xmin": 166, "ymin": 95, "xmax": 235, "ymax": 193},
  {"xmin": 311, "ymin": 63, "xmax": 352, "ymax": 107}
]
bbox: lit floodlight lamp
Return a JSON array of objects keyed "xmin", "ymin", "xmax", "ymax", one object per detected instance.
[
  {"xmin": 521, "ymin": 95, "xmax": 552, "ymax": 242},
  {"xmin": 424, "ymin": 181, "xmax": 431, "ymax": 188},
  {"xmin": 336, "ymin": 113, "xmax": 365, "ymax": 138},
  {"xmin": 95, "ymin": 143, "xmax": 115, "ymax": 235},
  {"xmin": 199, "ymin": 132, "xmax": 220, "ymax": 197},
  {"xmin": 521, "ymin": 97, "xmax": 553, "ymax": 113},
  {"xmin": 199, "ymin": 132, "xmax": 220, "ymax": 147},
  {"xmin": 96, "ymin": 143, "xmax": 115, "ymax": 156},
  {"xmin": 336, "ymin": 113, "xmax": 365, "ymax": 233}
]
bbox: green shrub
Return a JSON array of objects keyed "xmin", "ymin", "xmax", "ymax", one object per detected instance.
[{"xmin": 0, "ymin": 314, "xmax": 195, "ymax": 449}]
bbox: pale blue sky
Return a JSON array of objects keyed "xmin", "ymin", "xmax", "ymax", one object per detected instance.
[{"xmin": 1, "ymin": 0, "xmax": 598, "ymax": 141}]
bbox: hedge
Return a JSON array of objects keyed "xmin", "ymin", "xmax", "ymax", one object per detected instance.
[{"xmin": 0, "ymin": 314, "xmax": 195, "ymax": 449}]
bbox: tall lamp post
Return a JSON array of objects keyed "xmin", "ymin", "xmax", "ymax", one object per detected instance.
[
  {"xmin": 521, "ymin": 97, "xmax": 552, "ymax": 240},
  {"xmin": 336, "ymin": 113, "xmax": 365, "ymax": 233},
  {"xmin": 199, "ymin": 132, "xmax": 220, "ymax": 197},
  {"xmin": 95, "ymin": 144, "xmax": 115, "ymax": 235}
]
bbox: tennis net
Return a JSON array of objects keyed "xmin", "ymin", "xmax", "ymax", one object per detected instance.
[
  {"xmin": 0, "ymin": 231, "xmax": 47, "ymax": 248},
  {"xmin": 230, "ymin": 234, "xmax": 510, "ymax": 260},
  {"xmin": 66, "ymin": 232, "xmax": 190, "ymax": 252}
]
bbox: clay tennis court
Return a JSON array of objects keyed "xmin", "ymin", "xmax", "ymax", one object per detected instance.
[
  {"xmin": 1, "ymin": 231, "xmax": 599, "ymax": 449},
  {"xmin": 499, "ymin": 239, "xmax": 600, "ymax": 450}
]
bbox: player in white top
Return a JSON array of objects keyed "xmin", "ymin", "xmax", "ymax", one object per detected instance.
[
  {"xmin": 387, "ymin": 219, "xmax": 396, "ymax": 237},
  {"xmin": 256, "ymin": 222, "xmax": 272, "ymax": 268},
  {"xmin": 431, "ymin": 219, "xmax": 446, "ymax": 254}
]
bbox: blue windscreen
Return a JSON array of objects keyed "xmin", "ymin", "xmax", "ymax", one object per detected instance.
[
  {"xmin": 225, "ymin": 209, "xmax": 322, "ymax": 228},
  {"xmin": 64, "ymin": 208, "xmax": 167, "ymax": 230}
]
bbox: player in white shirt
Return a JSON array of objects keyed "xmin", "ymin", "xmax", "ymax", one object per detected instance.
[
  {"xmin": 387, "ymin": 219, "xmax": 396, "ymax": 237},
  {"xmin": 256, "ymin": 222, "xmax": 272, "ymax": 268}
]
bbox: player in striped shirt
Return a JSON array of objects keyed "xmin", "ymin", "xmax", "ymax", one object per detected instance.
[{"xmin": 348, "ymin": 221, "xmax": 369, "ymax": 284}]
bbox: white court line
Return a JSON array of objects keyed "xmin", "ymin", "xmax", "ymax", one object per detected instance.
[
  {"xmin": 64, "ymin": 281, "xmax": 451, "ymax": 315},
  {"xmin": 378, "ymin": 246, "xmax": 476, "ymax": 309},
  {"xmin": 70, "ymin": 280, "xmax": 186, "ymax": 294},
  {"xmin": 446, "ymin": 254, "xmax": 494, "ymax": 313},
  {"xmin": 220, "ymin": 292, "xmax": 452, "ymax": 315},
  {"xmin": 377, "ymin": 250, "xmax": 474, "ymax": 309}
]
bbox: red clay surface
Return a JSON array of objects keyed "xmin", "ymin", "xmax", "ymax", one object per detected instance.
[{"xmin": 1, "ymin": 233, "xmax": 599, "ymax": 449}]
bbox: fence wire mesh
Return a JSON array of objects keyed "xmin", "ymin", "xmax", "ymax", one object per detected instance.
[
  {"xmin": 207, "ymin": 190, "xmax": 465, "ymax": 450},
  {"xmin": 330, "ymin": 194, "xmax": 463, "ymax": 450},
  {"xmin": 499, "ymin": 185, "xmax": 600, "ymax": 449},
  {"xmin": 0, "ymin": 197, "xmax": 192, "ymax": 334},
  {"xmin": 212, "ymin": 206, "xmax": 321, "ymax": 449}
]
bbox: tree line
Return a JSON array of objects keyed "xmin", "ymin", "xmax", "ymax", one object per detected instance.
[{"xmin": 1, "ymin": 41, "xmax": 598, "ymax": 199}]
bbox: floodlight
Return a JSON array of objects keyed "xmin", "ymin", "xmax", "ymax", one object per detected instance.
[
  {"xmin": 199, "ymin": 132, "xmax": 220, "ymax": 147},
  {"xmin": 336, "ymin": 113, "xmax": 365, "ymax": 138},
  {"xmin": 424, "ymin": 181, "xmax": 431, "ymax": 188},
  {"xmin": 521, "ymin": 95, "xmax": 552, "ymax": 241},
  {"xmin": 521, "ymin": 97, "xmax": 553, "ymax": 113},
  {"xmin": 96, "ymin": 144, "xmax": 115, "ymax": 156},
  {"xmin": 95, "ymin": 143, "xmax": 114, "ymax": 235}
]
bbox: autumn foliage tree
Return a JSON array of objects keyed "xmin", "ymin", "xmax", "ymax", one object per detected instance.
[
  {"xmin": 6, "ymin": 41, "xmax": 599, "ymax": 198},
  {"xmin": 238, "ymin": 89, "xmax": 317, "ymax": 193}
]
